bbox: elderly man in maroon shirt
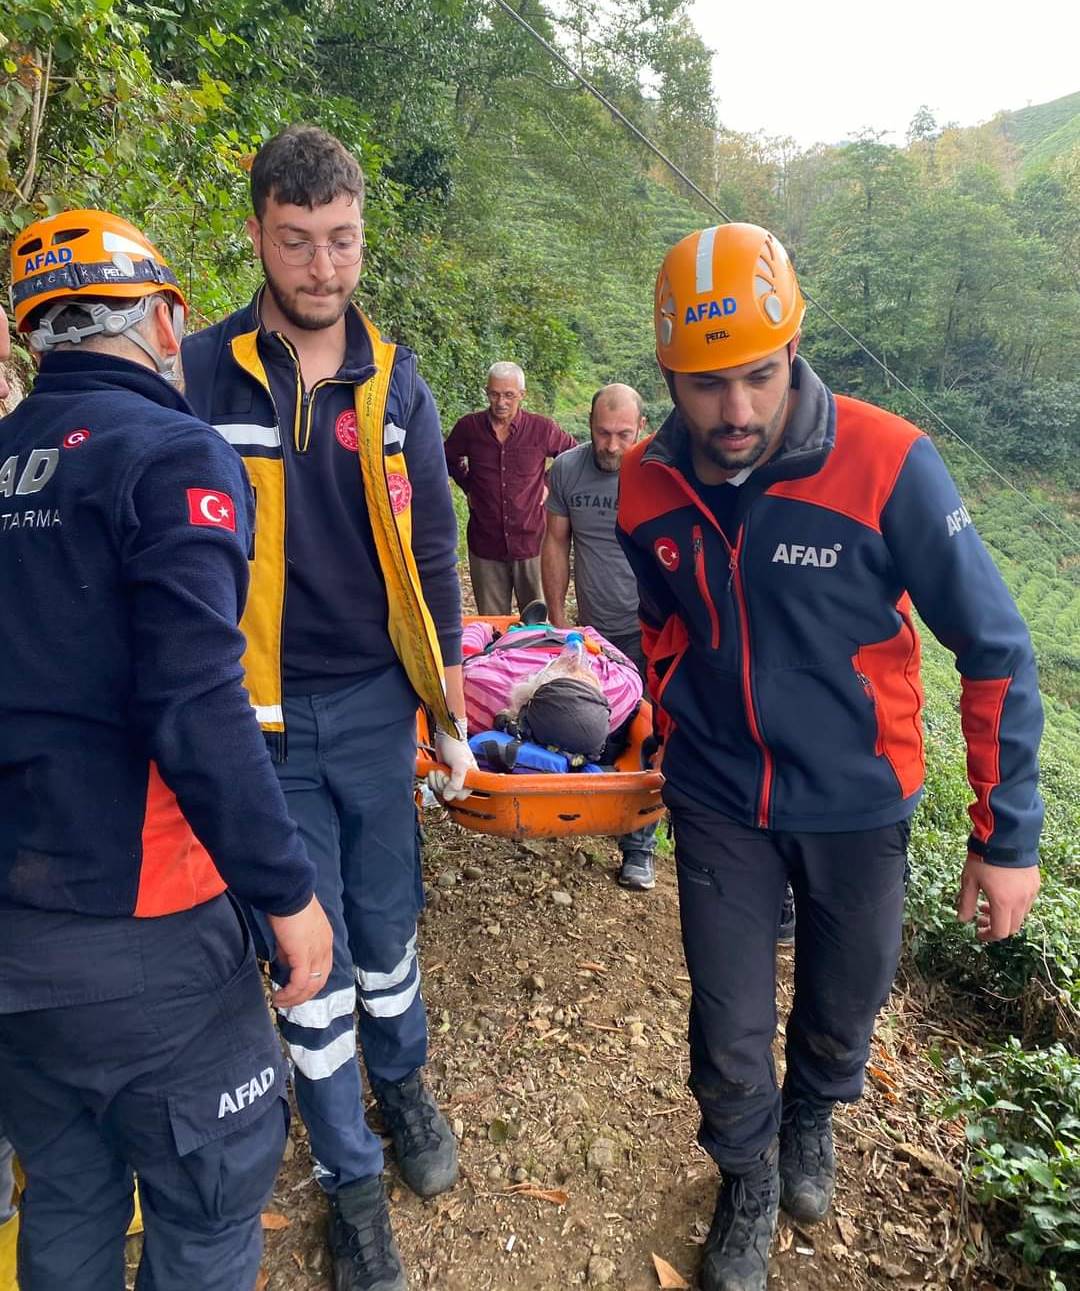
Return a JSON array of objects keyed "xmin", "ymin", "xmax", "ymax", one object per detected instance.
[{"xmin": 445, "ymin": 361, "xmax": 575, "ymax": 614}]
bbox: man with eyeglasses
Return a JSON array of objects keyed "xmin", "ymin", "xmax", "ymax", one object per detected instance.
[
  {"xmin": 183, "ymin": 125, "xmax": 472, "ymax": 1291},
  {"xmin": 445, "ymin": 360, "xmax": 575, "ymax": 615}
]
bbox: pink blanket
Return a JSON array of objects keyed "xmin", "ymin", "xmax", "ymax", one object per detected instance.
[{"xmin": 462, "ymin": 624, "xmax": 643, "ymax": 733}]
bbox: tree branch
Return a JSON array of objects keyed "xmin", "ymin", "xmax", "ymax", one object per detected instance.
[{"xmin": 17, "ymin": 44, "xmax": 51, "ymax": 202}]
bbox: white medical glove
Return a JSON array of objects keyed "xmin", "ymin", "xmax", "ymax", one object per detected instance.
[{"xmin": 427, "ymin": 717, "xmax": 476, "ymax": 801}]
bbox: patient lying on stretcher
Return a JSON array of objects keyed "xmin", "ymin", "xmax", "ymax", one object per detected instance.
[{"xmin": 461, "ymin": 618, "xmax": 643, "ymax": 773}]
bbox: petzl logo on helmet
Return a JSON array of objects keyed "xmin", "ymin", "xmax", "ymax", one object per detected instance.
[
  {"xmin": 24, "ymin": 247, "xmax": 73, "ymax": 275},
  {"xmin": 684, "ymin": 298, "xmax": 737, "ymax": 326},
  {"xmin": 335, "ymin": 409, "xmax": 358, "ymax": 452},
  {"xmin": 186, "ymin": 489, "xmax": 236, "ymax": 531},
  {"xmin": 654, "ymin": 537, "xmax": 680, "ymax": 572}
]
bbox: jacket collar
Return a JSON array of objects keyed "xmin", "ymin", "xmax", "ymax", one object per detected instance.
[
  {"xmin": 250, "ymin": 288, "xmax": 377, "ymax": 385},
  {"xmin": 32, "ymin": 350, "xmax": 193, "ymax": 414},
  {"xmin": 644, "ymin": 355, "xmax": 835, "ymax": 489}
]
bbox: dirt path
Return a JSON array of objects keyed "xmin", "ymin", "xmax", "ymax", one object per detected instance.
[{"xmin": 246, "ymin": 817, "xmax": 1030, "ymax": 1291}]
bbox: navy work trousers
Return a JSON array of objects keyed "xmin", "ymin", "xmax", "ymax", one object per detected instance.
[
  {"xmin": 0, "ymin": 894, "xmax": 288, "ymax": 1291},
  {"xmin": 251, "ymin": 667, "xmax": 427, "ymax": 1192},
  {"xmin": 665, "ymin": 783, "xmax": 909, "ymax": 1173}
]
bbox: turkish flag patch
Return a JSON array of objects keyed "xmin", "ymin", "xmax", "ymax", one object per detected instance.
[
  {"xmin": 654, "ymin": 536, "xmax": 680, "ymax": 572},
  {"xmin": 186, "ymin": 488, "xmax": 237, "ymax": 531}
]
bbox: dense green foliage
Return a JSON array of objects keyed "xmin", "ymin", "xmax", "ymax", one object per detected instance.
[
  {"xmin": 898, "ymin": 460, "xmax": 1079, "ymax": 1277},
  {"xmin": 2, "ymin": 1, "xmax": 1078, "ymax": 1278},
  {"xmin": 938, "ymin": 1040, "xmax": 1080, "ymax": 1272},
  {"xmin": 1003, "ymin": 90, "xmax": 1080, "ymax": 172},
  {"xmin": 3, "ymin": 2, "xmax": 1079, "ymax": 483}
]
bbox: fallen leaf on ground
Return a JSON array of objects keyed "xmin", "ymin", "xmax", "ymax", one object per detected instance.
[
  {"xmin": 505, "ymin": 1183, "xmax": 569, "ymax": 1205},
  {"xmin": 254, "ymin": 1271, "xmax": 268, "ymax": 1291},
  {"xmin": 260, "ymin": 1212, "xmax": 290, "ymax": 1230},
  {"xmin": 894, "ymin": 1142, "xmax": 959, "ymax": 1187},
  {"xmin": 578, "ymin": 961, "xmax": 607, "ymax": 973},
  {"xmin": 651, "ymin": 1252, "xmax": 689, "ymax": 1288}
]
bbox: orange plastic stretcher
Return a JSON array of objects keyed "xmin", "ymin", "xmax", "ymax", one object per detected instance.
[{"xmin": 415, "ymin": 617, "xmax": 664, "ymax": 841}]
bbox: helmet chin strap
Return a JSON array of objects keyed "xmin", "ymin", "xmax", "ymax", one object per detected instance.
[{"xmin": 30, "ymin": 298, "xmax": 186, "ymax": 383}]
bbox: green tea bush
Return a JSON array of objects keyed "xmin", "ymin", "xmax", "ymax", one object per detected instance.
[{"xmin": 939, "ymin": 1039, "xmax": 1080, "ymax": 1273}]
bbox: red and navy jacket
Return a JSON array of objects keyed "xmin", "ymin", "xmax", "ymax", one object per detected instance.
[
  {"xmin": 617, "ymin": 357, "xmax": 1044, "ymax": 866},
  {"xmin": 0, "ymin": 351, "xmax": 315, "ymax": 918}
]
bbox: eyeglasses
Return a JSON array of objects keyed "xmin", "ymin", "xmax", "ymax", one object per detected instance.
[{"xmin": 262, "ymin": 225, "xmax": 365, "ymax": 267}]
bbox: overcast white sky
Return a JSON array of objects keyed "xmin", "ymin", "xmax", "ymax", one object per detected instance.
[{"xmin": 687, "ymin": 0, "xmax": 1080, "ymax": 148}]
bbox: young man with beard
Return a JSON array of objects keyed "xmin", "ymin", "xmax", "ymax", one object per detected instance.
[
  {"xmin": 183, "ymin": 126, "xmax": 475, "ymax": 1291},
  {"xmin": 617, "ymin": 223, "xmax": 1044, "ymax": 1291},
  {"xmin": 541, "ymin": 383, "xmax": 659, "ymax": 889}
]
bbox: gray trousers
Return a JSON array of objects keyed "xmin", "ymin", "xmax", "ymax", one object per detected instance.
[{"xmin": 469, "ymin": 552, "xmax": 543, "ymax": 617}]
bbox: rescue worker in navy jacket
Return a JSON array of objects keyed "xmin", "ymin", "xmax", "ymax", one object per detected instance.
[
  {"xmin": 617, "ymin": 224, "xmax": 1044, "ymax": 1291},
  {"xmin": 0, "ymin": 209, "xmax": 334, "ymax": 1291},
  {"xmin": 0, "ymin": 303, "xmax": 20, "ymax": 1283},
  {"xmin": 182, "ymin": 126, "xmax": 474, "ymax": 1291}
]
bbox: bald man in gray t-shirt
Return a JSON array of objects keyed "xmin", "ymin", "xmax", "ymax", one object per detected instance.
[
  {"xmin": 542, "ymin": 384, "xmax": 657, "ymax": 890},
  {"xmin": 543, "ymin": 385, "xmax": 646, "ymax": 648}
]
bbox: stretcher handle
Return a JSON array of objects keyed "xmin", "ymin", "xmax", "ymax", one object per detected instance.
[{"xmin": 415, "ymin": 747, "xmax": 483, "ymax": 791}]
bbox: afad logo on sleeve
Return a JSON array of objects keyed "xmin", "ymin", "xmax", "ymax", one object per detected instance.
[{"xmin": 186, "ymin": 488, "xmax": 236, "ymax": 531}]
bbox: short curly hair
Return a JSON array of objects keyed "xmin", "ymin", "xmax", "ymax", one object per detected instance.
[{"xmin": 251, "ymin": 125, "xmax": 365, "ymax": 219}]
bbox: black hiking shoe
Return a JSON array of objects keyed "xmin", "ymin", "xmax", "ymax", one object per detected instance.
[
  {"xmin": 329, "ymin": 1176, "xmax": 406, "ymax": 1291},
  {"xmin": 701, "ymin": 1144, "xmax": 779, "ymax": 1291},
  {"xmin": 372, "ymin": 1070, "xmax": 459, "ymax": 1198},
  {"xmin": 519, "ymin": 598, "xmax": 548, "ymax": 625},
  {"xmin": 618, "ymin": 851, "xmax": 656, "ymax": 890},
  {"xmin": 779, "ymin": 1093, "xmax": 836, "ymax": 1223},
  {"xmin": 777, "ymin": 883, "xmax": 795, "ymax": 945}
]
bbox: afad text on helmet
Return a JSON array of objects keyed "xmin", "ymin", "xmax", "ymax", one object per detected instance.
[
  {"xmin": 684, "ymin": 297, "xmax": 737, "ymax": 325},
  {"xmin": 23, "ymin": 247, "xmax": 74, "ymax": 274}
]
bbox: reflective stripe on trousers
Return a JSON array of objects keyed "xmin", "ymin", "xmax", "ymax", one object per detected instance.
[{"xmin": 249, "ymin": 668, "xmax": 429, "ymax": 1192}]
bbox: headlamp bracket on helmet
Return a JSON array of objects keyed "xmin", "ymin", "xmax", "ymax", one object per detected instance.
[{"xmin": 29, "ymin": 296, "xmax": 186, "ymax": 383}]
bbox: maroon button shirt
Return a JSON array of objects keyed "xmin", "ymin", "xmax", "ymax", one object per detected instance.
[{"xmin": 444, "ymin": 409, "xmax": 575, "ymax": 560}]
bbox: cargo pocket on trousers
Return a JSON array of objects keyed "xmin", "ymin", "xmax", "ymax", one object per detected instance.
[
  {"xmin": 0, "ymin": 922, "xmax": 145, "ymax": 1013},
  {"xmin": 675, "ymin": 855, "xmax": 718, "ymax": 889},
  {"xmin": 167, "ymin": 1046, "xmax": 290, "ymax": 1224}
]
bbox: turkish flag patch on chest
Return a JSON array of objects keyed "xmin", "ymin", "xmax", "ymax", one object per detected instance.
[{"xmin": 186, "ymin": 488, "xmax": 236, "ymax": 531}]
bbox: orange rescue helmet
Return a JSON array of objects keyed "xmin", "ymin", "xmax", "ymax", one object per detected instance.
[
  {"xmin": 10, "ymin": 208, "xmax": 187, "ymax": 334},
  {"xmin": 655, "ymin": 222, "xmax": 805, "ymax": 372}
]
